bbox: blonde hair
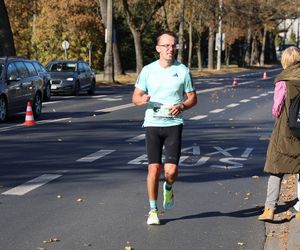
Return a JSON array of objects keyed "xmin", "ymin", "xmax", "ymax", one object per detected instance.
[{"xmin": 281, "ymin": 46, "xmax": 300, "ymax": 69}]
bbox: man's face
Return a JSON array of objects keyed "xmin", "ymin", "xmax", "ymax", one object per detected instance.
[{"xmin": 156, "ymin": 34, "xmax": 176, "ymax": 61}]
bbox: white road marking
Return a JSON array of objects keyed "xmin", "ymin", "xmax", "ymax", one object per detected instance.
[
  {"xmin": 259, "ymin": 93, "xmax": 268, "ymax": 96},
  {"xmin": 210, "ymin": 109, "xmax": 225, "ymax": 113},
  {"xmin": 76, "ymin": 149, "xmax": 115, "ymax": 162},
  {"xmin": 250, "ymin": 96, "xmax": 260, "ymax": 99},
  {"xmin": 0, "ymin": 118, "xmax": 71, "ymax": 132},
  {"xmin": 100, "ymin": 97, "xmax": 122, "ymax": 101},
  {"xmin": 2, "ymin": 174, "xmax": 62, "ymax": 196},
  {"xmin": 43, "ymin": 101, "xmax": 62, "ymax": 105},
  {"xmin": 189, "ymin": 115, "xmax": 208, "ymax": 120},
  {"xmin": 240, "ymin": 99, "xmax": 251, "ymax": 103},
  {"xmin": 126, "ymin": 134, "xmax": 145, "ymax": 142},
  {"xmin": 96, "ymin": 103, "xmax": 134, "ymax": 112},
  {"xmin": 226, "ymin": 103, "xmax": 240, "ymax": 108}
]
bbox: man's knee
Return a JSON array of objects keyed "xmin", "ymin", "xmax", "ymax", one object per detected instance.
[{"xmin": 148, "ymin": 164, "xmax": 162, "ymax": 178}]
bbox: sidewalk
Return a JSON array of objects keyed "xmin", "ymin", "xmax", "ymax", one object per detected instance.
[{"xmin": 263, "ymin": 175, "xmax": 300, "ymax": 250}]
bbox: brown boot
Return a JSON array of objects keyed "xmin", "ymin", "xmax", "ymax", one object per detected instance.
[{"xmin": 258, "ymin": 208, "xmax": 274, "ymax": 221}]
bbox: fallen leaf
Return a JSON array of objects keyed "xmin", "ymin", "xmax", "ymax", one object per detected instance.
[{"xmin": 237, "ymin": 241, "xmax": 245, "ymax": 246}]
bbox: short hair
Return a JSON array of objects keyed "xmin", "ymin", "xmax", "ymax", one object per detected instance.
[
  {"xmin": 281, "ymin": 46, "xmax": 300, "ymax": 69},
  {"xmin": 156, "ymin": 31, "xmax": 177, "ymax": 45}
]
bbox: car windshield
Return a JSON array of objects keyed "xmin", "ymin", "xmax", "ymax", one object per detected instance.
[
  {"xmin": 0, "ymin": 63, "xmax": 3, "ymax": 79},
  {"xmin": 46, "ymin": 62, "xmax": 76, "ymax": 72}
]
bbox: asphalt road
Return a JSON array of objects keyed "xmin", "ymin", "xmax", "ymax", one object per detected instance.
[{"xmin": 0, "ymin": 67, "xmax": 281, "ymax": 250}]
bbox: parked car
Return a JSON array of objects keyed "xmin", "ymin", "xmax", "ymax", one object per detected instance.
[
  {"xmin": 32, "ymin": 60, "xmax": 51, "ymax": 101},
  {"xmin": 0, "ymin": 57, "xmax": 44, "ymax": 122},
  {"xmin": 45, "ymin": 60, "xmax": 96, "ymax": 96}
]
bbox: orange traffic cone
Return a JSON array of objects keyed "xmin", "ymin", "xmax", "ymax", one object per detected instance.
[
  {"xmin": 23, "ymin": 101, "xmax": 37, "ymax": 126},
  {"xmin": 232, "ymin": 78, "xmax": 238, "ymax": 87},
  {"xmin": 262, "ymin": 72, "xmax": 267, "ymax": 79}
]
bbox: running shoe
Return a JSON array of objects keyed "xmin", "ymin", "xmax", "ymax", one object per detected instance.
[
  {"xmin": 163, "ymin": 181, "xmax": 174, "ymax": 210},
  {"xmin": 147, "ymin": 209, "xmax": 160, "ymax": 225}
]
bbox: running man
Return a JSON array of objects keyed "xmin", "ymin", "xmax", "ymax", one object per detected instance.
[{"xmin": 132, "ymin": 31, "xmax": 197, "ymax": 225}]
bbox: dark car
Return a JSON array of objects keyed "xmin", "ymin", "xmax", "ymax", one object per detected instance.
[
  {"xmin": 32, "ymin": 60, "xmax": 51, "ymax": 101},
  {"xmin": 0, "ymin": 57, "xmax": 44, "ymax": 122},
  {"xmin": 45, "ymin": 60, "xmax": 96, "ymax": 96}
]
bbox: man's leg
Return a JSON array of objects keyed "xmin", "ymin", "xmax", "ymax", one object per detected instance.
[
  {"xmin": 147, "ymin": 163, "xmax": 163, "ymax": 205},
  {"xmin": 146, "ymin": 163, "xmax": 162, "ymax": 225}
]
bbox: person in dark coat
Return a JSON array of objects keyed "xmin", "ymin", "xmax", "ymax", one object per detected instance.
[{"xmin": 258, "ymin": 46, "xmax": 300, "ymax": 221}]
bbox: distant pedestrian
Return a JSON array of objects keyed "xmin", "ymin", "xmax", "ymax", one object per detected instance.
[
  {"xmin": 258, "ymin": 46, "xmax": 300, "ymax": 221},
  {"xmin": 132, "ymin": 31, "xmax": 197, "ymax": 225}
]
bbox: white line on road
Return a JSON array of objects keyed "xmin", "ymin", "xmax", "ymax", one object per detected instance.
[
  {"xmin": 100, "ymin": 97, "xmax": 123, "ymax": 101},
  {"xmin": 226, "ymin": 103, "xmax": 240, "ymax": 108},
  {"xmin": 76, "ymin": 149, "xmax": 115, "ymax": 162},
  {"xmin": 2, "ymin": 174, "xmax": 62, "ymax": 196},
  {"xmin": 240, "ymin": 99, "xmax": 251, "ymax": 103},
  {"xmin": 250, "ymin": 96, "xmax": 260, "ymax": 99},
  {"xmin": 210, "ymin": 109, "xmax": 225, "ymax": 113},
  {"xmin": 0, "ymin": 118, "xmax": 71, "ymax": 132},
  {"xmin": 189, "ymin": 115, "xmax": 208, "ymax": 120},
  {"xmin": 126, "ymin": 134, "xmax": 145, "ymax": 142},
  {"xmin": 96, "ymin": 103, "xmax": 134, "ymax": 112}
]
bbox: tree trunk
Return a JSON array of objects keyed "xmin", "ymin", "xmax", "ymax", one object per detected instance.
[
  {"xmin": 244, "ymin": 26, "xmax": 252, "ymax": 66},
  {"xmin": 98, "ymin": 0, "xmax": 123, "ymax": 75},
  {"xmin": 208, "ymin": 26, "xmax": 215, "ymax": 70},
  {"xmin": 177, "ymin": 0, "xmax": 185, "ymax": 63},
  {"xmin": 251, "ymin": 37, "xmax": 259, "ymax": 66},
  {"xmin": 197, "ymin": 32, "xmax": 202, "ymax": 70},
  {"xmin": 130, "ymin": 28, "xmax": 143, "ymax": 74},
  {"xmin": 260, "ymin": 25, "xmax": 267, "ymax": 66},
  {"xmin": 188, "ymin": 22, "xmax": 193, "ymax": 68},
  {"xmin": 225, "ymin": 46, "xmax": 230, "ymax": 66},
  {"xmin": 103, "ymin": 0, "xmax": 114, "ymax": 82},
  {"xmin": 0, "ymin": 0, "xmax": 16, "ymax": 56}
]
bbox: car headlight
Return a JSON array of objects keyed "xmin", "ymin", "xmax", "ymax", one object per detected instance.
[{"xmin": 66, "ymin": 77, "xmax": 74, "ymax": 81}]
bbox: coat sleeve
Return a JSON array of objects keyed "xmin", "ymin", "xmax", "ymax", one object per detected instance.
[{"xmin": 272, "ymin": 81, "xmax": 286, "ymax": 118}]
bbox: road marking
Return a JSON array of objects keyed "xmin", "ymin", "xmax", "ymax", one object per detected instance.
[
  {"xmin": 2, "ymin": 174, "xmax": 62, "ymax": 196},
  {"xmin": 240, "ymin": 99, "xmax": 251, "ymax": 103},
  {"xmin": 76, "ymin": 149, "xmax": 115, "ymax": 162},
  {"xmin": 43, "ymin": 101, "xmax": 62, "ymax": 105},
  {"xmin": 96, "ymin": 103, "xmax": 134, "ymax": 112},
  {"xmin": 0, "ymin": 118, "xmax": 71, "ymax": 132},
  {"xmin": 210, "ymin": 109, "xmax": 225, "ymax": 113},
  {"xmin": 189, "ymin": 115, "xmax": 208, "ymax": 120},
  {"xmin": 226, "ymin": 103, "xmax": 240, "ymax": 108},
  {"xmin": 250, "ymin": 96, "xmax": 260, "ymax": 99},
  {"xmin": 126, "ymin": 134, "xmax": 145, "ymax": 142},
  {"xmin": 259, "ymin": 93, "xmax": 268, "ymax": 96},
  {"xmin": 100, "ymin": 97, "xmax": 122, "ymax": 101}
]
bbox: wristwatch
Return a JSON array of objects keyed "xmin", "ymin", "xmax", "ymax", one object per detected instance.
[{"xmin": 180, "ymin": 103, "xmax": 185, "ymax": 111}]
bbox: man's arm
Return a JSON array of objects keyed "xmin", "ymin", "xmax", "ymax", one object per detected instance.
[
  {"xmin": 132, "ymin": 87, "xmax": 151, "ymax": 106},
  {"xmin": 169, "ymin": 91, "xmax": 197, "ymax": 116}
]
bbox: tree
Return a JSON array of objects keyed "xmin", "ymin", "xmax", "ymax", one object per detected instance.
[
  {"xmin": 0, "ymin": 0, "xmax": 15, "ymax": 56},
  {"xmin": 120, "ymin": 0, "xmax": 167, "ymax": 74},
  {"xmin": 103, "ymin": 0, "xmax": 114, "ymax": 82}
]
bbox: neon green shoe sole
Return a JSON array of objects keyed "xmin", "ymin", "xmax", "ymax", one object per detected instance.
[{"xmin": 163, "ymin": 182, "xmax": 174, "ymax": 210}]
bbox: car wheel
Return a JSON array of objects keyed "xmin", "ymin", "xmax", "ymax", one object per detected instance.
[
  {"xmin": 73, "ymin": 81, "xmax": 80, "ymax": 96},
  {"xmin": 44, "ymin": 82, "xmax": 51, "ymax": 101},
  {"xmin": 0, "ymin": 96, "xmax": 7, "ymax": 122},
  {"xmin": 88, "ymin": 80, "xmax": 96, "ymax": 95},
  {"xmin": 32, "ymin": 93, "xmax": 42, "ymax": 118}
]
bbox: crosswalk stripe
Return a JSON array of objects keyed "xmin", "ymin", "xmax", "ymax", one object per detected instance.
[
  {"xmin": 126, "ymin": 134, "xmax": 145, "ymax": 142},
  {"xmin": 2, "ymin": 174, "xmax": 62, "ymax": 196}
]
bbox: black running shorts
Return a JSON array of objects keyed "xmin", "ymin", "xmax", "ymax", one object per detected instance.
[{"xmin": 145, "ymin": 124, "xmax": 183, "ymax": 165}]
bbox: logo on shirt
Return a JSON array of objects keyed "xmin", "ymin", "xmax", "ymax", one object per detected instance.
[{"xmin": 172, "ymin": 73, "xmax": 178, "ymax": 77}]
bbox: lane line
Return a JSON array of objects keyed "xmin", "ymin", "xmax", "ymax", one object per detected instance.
[
  {"xmin": 226, "ymin": 103, "xmax": 240, "ymax": 108},
  {"xmin": 96, "ymin": 103, "xmax": 134, "ymax": 112},
  {"xmin": 0, "ymin": 118, "xmax": 71, "ymax": 132},
  {"xmin": 210, "ymin": 109, "xmax": 225, "ymax": 113},
  {"xmin": 2, "ymin": 174, "xmax": 62, "ymax": 196},
  {"xmin": 189, "ymin": 115, "xmax": 208, "ymax": 120},
  {"xmin": 240, "ymin": 99, "xmax": 251, "ymax": 103},
  {"xmin": 126, "ymin": 134, "xmax": 145, "ymax": 142},
  {"xmin": 76, "ymin": 149, "xmax": 115, "ymax": 162}
]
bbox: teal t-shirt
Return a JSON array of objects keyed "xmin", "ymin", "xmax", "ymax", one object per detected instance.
[{"xmin": 135, "ymin": 60, "xmax": 195, "ymax": 127}]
